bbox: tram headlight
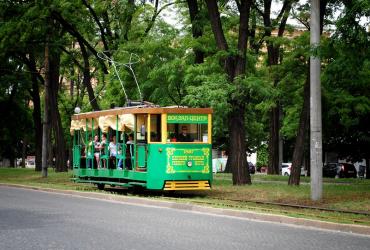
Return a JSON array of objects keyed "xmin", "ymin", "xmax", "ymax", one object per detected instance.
[{"xmin": 187, "ymin": 161, "xmax": 193, "ymax": 167}]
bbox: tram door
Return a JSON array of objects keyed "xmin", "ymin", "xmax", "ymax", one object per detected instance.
[{"xmin": 136, "ymin": 114, "xmax": 148, "ymax": 170}]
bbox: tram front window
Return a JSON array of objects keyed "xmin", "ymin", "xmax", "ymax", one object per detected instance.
[{"xmin": 167, "ymin": 123, "xmax": 208, "ymax": 143}]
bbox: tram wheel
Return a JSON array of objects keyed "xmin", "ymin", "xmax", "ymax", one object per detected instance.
[{"xmin": 97, "ymin": 183, "xmax": 105, "ymax": 190}]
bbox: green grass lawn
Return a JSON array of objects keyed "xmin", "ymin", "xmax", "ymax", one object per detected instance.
[
  {"xmin": 214, "ymin": 173, "xmax": 370, "ymax": 212},
  {"xmin": 1, "ymin": 168, "xmax": 369, "ymax": 226},
  {"xmin": 0, "ymin": 168, "xmax": 95, "ymax": 191}
]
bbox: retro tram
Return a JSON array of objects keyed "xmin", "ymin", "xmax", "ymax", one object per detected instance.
[{"xmin": 70, "ymin": 105, "xmax": 213, "ymax": 191}]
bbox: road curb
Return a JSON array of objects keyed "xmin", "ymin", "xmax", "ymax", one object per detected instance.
[{"xmin": 1, "ymin": 183, "xmax": 370, "ymax": 236}]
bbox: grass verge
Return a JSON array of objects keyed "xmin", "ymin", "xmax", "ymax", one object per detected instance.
[{"xmin": 0, "ymin": 168, "xmax": 369, "ymax": 226}]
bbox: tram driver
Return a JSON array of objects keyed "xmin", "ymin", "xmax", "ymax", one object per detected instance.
[{"xmin": 178, "ymin": 126, "xmax": 193, "ymax": 142}]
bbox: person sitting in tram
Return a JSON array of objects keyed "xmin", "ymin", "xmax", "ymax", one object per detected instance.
[
  {"xmin": 127, "ymin": 134, "xmax": 134, "ymax": 145},
  {"xmin": 93, "ymin": 135, "xmax": 101, "ymax": 169},
  {"xmin": 178, "ymin": 126, "xmax": 193, "ymax": 142},
  {"xmin": 100, "ymin": 133, "xmax": 108, "ymax": 169},
  {"xmin": 109, "ymin": 135, "xmax": 117, "ymax": 168}
]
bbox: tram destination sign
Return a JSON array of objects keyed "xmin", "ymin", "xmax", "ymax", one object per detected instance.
[{"xmin": 167, "ymin": 114, "xmax": 208, "ymax": 124}]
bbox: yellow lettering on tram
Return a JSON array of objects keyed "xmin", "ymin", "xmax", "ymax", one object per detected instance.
[
  {"xmin": 167, "ymin": 114, "xmax": 207, "ymax": 123},
  {"xmin": 172, "ymin": 156, "xmax": 187, "ymax": 161},
  {"xmin": 173, "ymin": 161, "xmax": 185, "ymax": 166},
  {"xmin": 189, "ymin": 156, "xmax": 204, "ymax": 161}
]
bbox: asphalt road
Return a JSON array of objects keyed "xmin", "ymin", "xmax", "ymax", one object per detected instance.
[{"xmin": 0, "ymin": 186, "xmax": 369, "ymax": 250}]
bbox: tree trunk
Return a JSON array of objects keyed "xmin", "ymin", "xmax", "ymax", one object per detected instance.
[
  {"xmin": 267, "ymin": 105, "xmax": 280, "ymax": 174},
  {"xmin": 224, "ymin": 147, "xmax": 233, "ymax": 173},
  {"xmin": 28, "ymin": 54, "xmax": 43, "ymax": 172},
  {"xmin": 229, "ymin": 103, "xmax": 250, "ymax": 185},
  {"xmin": 42, "ymin": 42, "xmax": 51, "ymax": 178},
  {"xmin": 320, "ymin": 0, "xmax": 329, "ymax": 34},
  {"xmin": 9, "ymin": 155, "xmax": 15, "ymax": 168},
  {"xmin": 305, "ymin": 144, "xmax": 311, "ymax": 176},
  {"xmin": 265, "ymin": 17, "xmax": 284, "ymax": 176},
  {"xmin": 206, "ymin": 0, "xmax": 231, "ymax": 174},
  {"xmin": 289, "ymin": 73, "xmax": 310, "ymax": 185},
  {"xmin": 366, "ymin": 158, "xmax": 370, "ymax": 179},
  {"xmin": 205, "ymin": 0, "xmax": 252, "ymax": 184},
  {"xmin": 33, "ymin": 89, "xmax": 43, "ymax": 171},
  {"xmin": 49, "ymin": 51, "xmax": 67, "ymax": 172},
  {"xmin": 78, "ymin": 40, "xmax": 100, "ymax": 111},
  {"xmin": 48, "ymin": 128, "xmax": 54, "ymax": 169},
  {"xmin": 263, "ymin": 0, "xmax": 286, "ymax": 175},
  {"xmin": 187, "ymin": 0, "xmax": 204, "ymax": 64}
]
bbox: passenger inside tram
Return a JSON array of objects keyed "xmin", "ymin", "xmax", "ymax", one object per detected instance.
[{"xmin": 109, "ymin": 135, "xmax": 117, "ymax": 168}]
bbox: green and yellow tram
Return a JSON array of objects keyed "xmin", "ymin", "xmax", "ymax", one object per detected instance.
[{"xmin": 70, "ymin": 106, "xmax": 213, "ymax": 191}]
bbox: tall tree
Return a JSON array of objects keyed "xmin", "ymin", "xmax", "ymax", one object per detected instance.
[
  {"xmin": 0, "ymin": 56, "xmax": 33, "ymax": 168},
  {"xmin": 256, "ymin": 0, "xmax": 296, "ymax": 175},
  {"xmin": 25, "ymin": 53, "xmax": 43, "ymax": 171},
  {"xmin": 321, "ymin": 0, "xmax": 370, "ymax": 176},
  {"xmin": 42, "ymin": 40, "xmax": 51, "ymax": 177},
  {"xmin": 203, "ymin": 0, "xmax": 252, "ymax": 185},
  {"xmin": 288, "ymin": 69, "xmax": 310, "ymax": 185},
  {"xmin": 49, "ymin": 47, "xmax": 67, "ymax": 172},
  {"xmin": 0, "ymin": 0, "xmax": 46, "ymax": 171}
]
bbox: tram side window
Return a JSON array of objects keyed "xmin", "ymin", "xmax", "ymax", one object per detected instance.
[
  {"xmin": 136, "ymin": 114, "xmax": 147, "ymax": 142},
  {"xmin": 150, "ymin": 114, "xmax": 161, "ymax": 142}
]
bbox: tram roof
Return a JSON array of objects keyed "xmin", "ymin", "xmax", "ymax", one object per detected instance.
[{"xmin": 72, "ymin": 106, "xmax": 213, "ymax": 120}]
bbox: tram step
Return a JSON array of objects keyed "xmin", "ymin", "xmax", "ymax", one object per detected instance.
[{"xmin": 164, "ymin": 180, "xmax": 210, "ymax": 191}]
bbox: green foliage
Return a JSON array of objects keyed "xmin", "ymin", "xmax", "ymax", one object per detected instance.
[
  {"xmin": 0, "ymin": 56, "xmax": 34, "ymax": 160},
  {"xmin": 101, "ymin": 21, "xmax": 181, "ymax": 108},
  {"xmin": 278, "ymin": 0, "xmax": 370, "ymax": 161},
  {"xmin": 184, "ymin": 62, "xmax": 231, "ymax": 141},
  {"xmin": 270, "ymin": 32, "xmax": 310, "ymax": 140},
  {"xmin": 183, "ymin": 53, "xmax": 274, "ymax": 150},
  {"xmin": 256, "ymin": 143, "xmax": 268, "ymax": 168},
  {"xmin": 321, "ymin": 1, "xmax": 370, "ymax": 161}
]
